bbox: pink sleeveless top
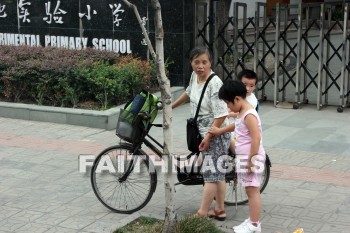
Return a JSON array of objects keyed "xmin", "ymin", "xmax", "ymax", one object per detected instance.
[{"xmin": 234, "ymin": 109, "xmax": 265, "ymax": 157}]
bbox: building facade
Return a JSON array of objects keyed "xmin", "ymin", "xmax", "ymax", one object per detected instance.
[{"xmin": 0, "ymin": 0, "xmax": 341, "ymax": 86}]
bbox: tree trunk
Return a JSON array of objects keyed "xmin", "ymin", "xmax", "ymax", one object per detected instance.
[
  {"xmin": 121, "ymin": 0, "xmax": 177, "ymax": 232},
  {"xmin": 150, "ymin": 4, "xmax": 177, "ymax": 232}
]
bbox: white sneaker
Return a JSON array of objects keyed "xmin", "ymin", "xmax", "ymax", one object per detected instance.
[
  {"xmin": 233, "ymin": 219, "xmax": 249, "ymax": 231},
  {"xmin": 234, "ymin": 221, "xmax": 261, "ymax": 233}
]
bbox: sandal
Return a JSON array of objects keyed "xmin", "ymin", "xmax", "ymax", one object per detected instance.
[{"xmin": 208, "ymin": 209, "xmax": 226, "ymax": 221}]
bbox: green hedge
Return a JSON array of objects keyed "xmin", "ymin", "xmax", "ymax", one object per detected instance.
[{"xmin": 0, "ymin": 45, "xmax": 157, "ymax": 109}]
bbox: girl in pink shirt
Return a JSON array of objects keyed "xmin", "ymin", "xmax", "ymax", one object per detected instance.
[{"xmin": 210, "ymin": 80, "xmax": 265, "ymax": 233}]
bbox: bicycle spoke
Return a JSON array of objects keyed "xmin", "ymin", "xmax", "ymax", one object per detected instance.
[
  {"xmin": 125, "ymin": 181, "xmax": 150, "ymax": 198},
  {"xmin": 124, "ymin": 185, "xmax": 142, "ymax": 208}
]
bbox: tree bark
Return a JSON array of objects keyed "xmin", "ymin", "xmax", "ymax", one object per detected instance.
[{"xmin": 121, "ymin": 0, "xmax": 177, "ymax": 232}]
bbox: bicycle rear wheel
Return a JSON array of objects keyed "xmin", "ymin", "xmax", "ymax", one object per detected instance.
[
  {"xmin": 91, "ymin": 144, "xmax": 157, "ymax": 214},
  {"xmin": 224, "ymin": 157, "xmax": 270, "ymax": 205}
]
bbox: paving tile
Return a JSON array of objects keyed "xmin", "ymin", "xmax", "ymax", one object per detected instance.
[
  {"xmin": 323, "ymin": 132, "xmax": 350, "ymax": 144},
  {"xmin": 80, "ymin": 220, "xmax": 121, "ymax": 233},
  {"xmin": 12, "ymin": 170, "xmax": 43, "ymax": 181},
  {"xmin": 333, "ymin": 214, "xmax": 350, "ymax": 226},
  {"xmin": 316, "ymin": 191, "xmax": 349, "ymax": 203},
  {"xmin": 27, "ymin": 201, "xmax": 64, "ymax": 213},
  {"xmin": 10, "ymin": 209, "xmax": 46, "ymax": 222},
  {"xmin": 288, "ymin": 189, "xmax": 320, "ymax": 199},
  {"xmin": 309, "ymin": 141, "xmax": 350, "ymax": 154},
  {"xmin": 0, "ymin": 217, "xmax": 27, "ymax": 232},
  {"xmin": 34, "ymin": 213, "xmax": 70, "ymax": 226},
  {"xmin": 280, "ymin": 196, "xmax": 313, "ymax": 208},
  {"xmin": 340, "ymin": 147, "xmax": 350, "ymax": 156},
  {"xmin": 16, "ymin": 222, "xmax": 52, "ymax": 233},
  {"xmin": 337, "ymin": 202, "xmax": 350, "ymax": 215},
  {"xmin": 58, "ymin": 216, "xmax": 103, "ymax": 230},
  {"xmin": 43, "ymin": 226, "xmax": 79, "ymax": 233},
  {"xmin": 324, "ymin": 159, "xmax": 350, "ymax": 171},
  {"xmin": 298, "ymin": 182, "xmax": 329, "ymax": 191},
  {"xmin": 4, "ymin": 197, "xmax": 36, "ymax": 209},
  {"xmin": 0, "ymin": 168, "xmax": 23, "ymax": 176},
  {"xmin": 42, "ymin": 158, "xmax": 72, "ymax": 167},
  {"xmin": 260, "ymin": 214, "xmax": 295, "ymax": 230},
  {"xmin": 326, "ymin": 185, "xmax": 350, "ymax": 194},
  {"xmin": 1, "ymin": 186, "xmax": 31, "ymax": 199},
  {"xmin": 262, "ymin": 126, "xmax": 301, "ymax": 148},
  {"xmin": 278, "ymin": 114, "xmax": 320, "ymax": 129},
  {"xmin": 287, "ymin": 219, "xmax": 323, "ymax": 233},
  {"xmin": 0, "ymin": 194, "xmax": 19, "ymax": 206},
  {"xmin": 0, "ymin": 176, "xmax": 23, "ymax": 188},
  {"xmin": 266, "ymin": 148, "xmax": 312, "ymax": 166},
  {"xmin": 0, "ymin": 206, "xmax": 22, "ymax": 219},
  {"xmin": 269, "ymin": 205, "xmax": 304, "ymax": 218},
  {"xmin": 83, "ymin": 213, "xmax": 140, "ymax": 233},
  {"xmin": 307, "ymin": 199, "xmax": 342, "ymax": 213},
  {"xmin": 318, "ymin": 223, "xmax": 350, "ymax": 233},
  {"xmin": 296, "ymin": 208, "xmax": 334, "ymax": 223},
  {"xmin": 51, "ymin": 205, "xmax": 89, "ymax": 217}
]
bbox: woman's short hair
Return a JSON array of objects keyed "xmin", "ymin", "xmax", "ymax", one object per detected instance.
[{"xmin": 189, "ymin": 46, "xmax": 213, "ymax": 64}]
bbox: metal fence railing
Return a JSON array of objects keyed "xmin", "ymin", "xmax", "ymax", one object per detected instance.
[{"xmin": 196, "ymin": 1, "xmax": 350, "ymax": 112}]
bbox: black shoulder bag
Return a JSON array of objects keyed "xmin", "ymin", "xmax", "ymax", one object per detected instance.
[{"xmin": 186, "ymin": 73, "xmax": 215, "ymax": 152}]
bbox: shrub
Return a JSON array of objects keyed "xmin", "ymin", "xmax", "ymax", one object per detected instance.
[
  {"xmin": 114, "ymin": 216, "xmax": 163, "ymax": 233},
  {"xmin": 114, "ymin": 55, "xmax": 154, "ymax": 102},
  {"xmin": 174, "ymin": 216, "xmax": 224, "ymax": 233},
  {"xmin": 114, "ymin": 216, "xmax": 224, "ymax": 233},
  {"xmin": 0, "ymin": 45, "xmax": 158, "ymax": 109},
  {"xmin": 75, "ymin": 62, "xmax": 119, "ymax": 109}
]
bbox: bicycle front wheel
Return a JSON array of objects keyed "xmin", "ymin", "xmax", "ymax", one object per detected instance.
[
  {"xmin": 224, "ymin": 158, "xmax": 270, "ymax": 206},
  {"xmin": 91, "ymin": 144, "xmax": 157, "ymax": 214}
]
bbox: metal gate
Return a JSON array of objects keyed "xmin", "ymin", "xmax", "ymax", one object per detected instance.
[{"xmin": 195, "ymin": 0, "xmax": 350, "ymax": 112}]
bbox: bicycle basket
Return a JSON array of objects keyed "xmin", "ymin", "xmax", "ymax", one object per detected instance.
[{"xmin": 116, "ymin": 108, "xmax": 144, "ymax": 142}]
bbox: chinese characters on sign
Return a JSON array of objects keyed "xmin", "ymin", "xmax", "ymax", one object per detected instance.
[
  {"xmin": 140, "ymin": 16, "xmax": 148, "ymax": 46},
  {"xmin": 43, "ymin": 1, "xmax": 67, "ymax": 24},
  {"xmin": 18, "ymin": 0, "xmax": 31, "ymax": 23},
  {"xmin": 78, "ymin": 5, "xmax": 97, "ymax": 20},
  {"xmin": 0, "ymin": 3, "xmax": 7, "ymax": 18},
  {"xmin": 109, "ymin": 3, "xmax": 124, "ymax": 27},
  {"xmin": 1, "ymin": 1, "xmax": 125, "ymax": 26}
]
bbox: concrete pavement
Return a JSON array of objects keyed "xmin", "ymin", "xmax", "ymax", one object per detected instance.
[{"xmin": 1, "ymin": 101, "xmax": 350, "ymax": 232}]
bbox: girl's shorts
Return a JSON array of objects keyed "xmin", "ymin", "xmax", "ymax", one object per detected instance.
[{"xmin": 236, "ymin": 154, "xmax": 266, "ymax": 187}]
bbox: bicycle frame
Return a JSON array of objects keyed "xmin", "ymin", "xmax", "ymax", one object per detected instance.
[
  {"xmin": 123, "ymin": 122, "xmax": 271, "ymax": 188},
  {"xmin": 125, "ymin": 123, "xmax": 205, "ymax": 186}
]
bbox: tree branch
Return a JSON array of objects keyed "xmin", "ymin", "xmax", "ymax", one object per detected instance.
[{"xmin": 121, "ymin": 0, "xmax": 157, "ymax": 60}]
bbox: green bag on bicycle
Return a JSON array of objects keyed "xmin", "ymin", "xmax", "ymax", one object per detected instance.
[
  {"xmin": 116, "ymin": 90, "xmax": 159, "ymax": 142},
  {"xmin": 124, "ymin": 89, "xmax": 159, "ymax": 125}
]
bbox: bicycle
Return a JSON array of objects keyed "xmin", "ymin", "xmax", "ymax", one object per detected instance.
[{"xmin": 90, "ymin": 105, "xmax": 271, "ymax": 214}]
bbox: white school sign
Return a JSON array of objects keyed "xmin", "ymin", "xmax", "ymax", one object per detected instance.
[{"xmin": 0, "ymin": 33, "xmax": 132, "ymax": 53}]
